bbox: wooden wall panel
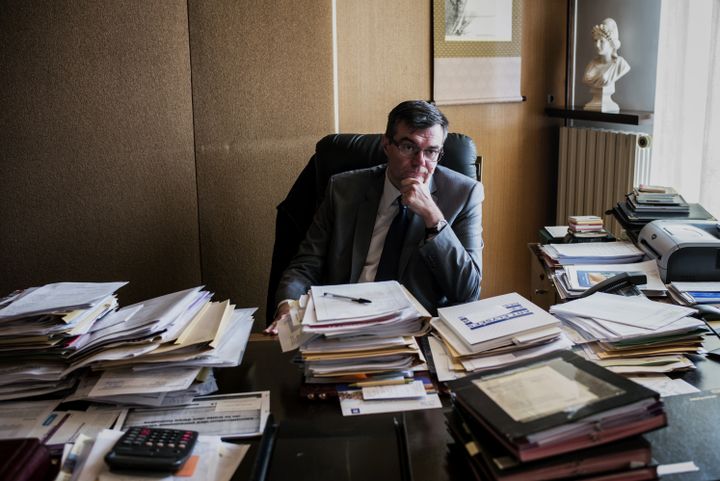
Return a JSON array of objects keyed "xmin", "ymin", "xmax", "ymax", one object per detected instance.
[
  {"xmin": 446, "ymin": 0, "xmax": 566, "ymax": 298},
  {"xmin": 188, "ymin": 0, "xmax": 335, "ymax": 322},
  {"xmin": 337, "ymin": 0, "xmax": 432, "ymax": 132},
  {"xmin": 0, "ymin": 1, "xmax": 200, "ymax": 304},
  {"xmin": 337, "ymin": 0, "xmax": 567, "ymax": 299}
]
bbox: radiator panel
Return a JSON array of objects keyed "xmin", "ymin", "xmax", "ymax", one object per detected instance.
[{"xmin": 556, "ymin": 127, "xmax": 652, "ymax": 236}]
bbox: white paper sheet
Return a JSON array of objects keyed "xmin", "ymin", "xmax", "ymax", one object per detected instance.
[
  {"xmin": 89, "ymin": 367, "xmax": 201, "ymax": 397},
  {"xmin": 550, "ymin": 292, "xmax": 695, "ymax": 330}
]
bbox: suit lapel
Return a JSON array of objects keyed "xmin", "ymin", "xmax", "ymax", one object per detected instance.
[{"xmin": 350, "ymin": 170, "xmax": 384, "ymax": 282}]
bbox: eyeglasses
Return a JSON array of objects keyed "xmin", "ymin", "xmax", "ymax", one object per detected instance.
[{"xmin": 390, "ymin": 139, "xmax": 444, "ymax": 162}]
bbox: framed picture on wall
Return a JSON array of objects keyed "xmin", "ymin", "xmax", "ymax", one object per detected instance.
[{"xmin": 433, "ymin": 0, "xmax": 524, "ymax": 105}]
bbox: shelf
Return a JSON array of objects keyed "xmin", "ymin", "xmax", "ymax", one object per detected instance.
[{"xmin": 545, "ymin": 107, "xmax": 653, "ymax": 125}]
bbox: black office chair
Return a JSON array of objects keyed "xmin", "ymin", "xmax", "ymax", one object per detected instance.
[{"xmin": 265, "ymin": 132, "xmax": 480, "ymax": 324}]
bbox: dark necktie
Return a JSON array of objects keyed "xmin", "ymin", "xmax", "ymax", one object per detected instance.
[{"xmin": 375, "ymin": 197, "xmax": 410, "ymax": 281}]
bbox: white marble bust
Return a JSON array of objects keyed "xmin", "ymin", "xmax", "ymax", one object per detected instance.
[{"xmin": 583, "ymin": 18, "xmax": 630, "ymax": 113}]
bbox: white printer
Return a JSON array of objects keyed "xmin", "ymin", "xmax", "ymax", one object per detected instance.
[{"xmin": 637, "ymin": 220, "xmax": 720, "ymax": 282}]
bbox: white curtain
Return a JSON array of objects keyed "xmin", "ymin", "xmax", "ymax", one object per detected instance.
[{"xmin": 652, "ymin": 0, "xmax": 720, "ymax": 218}]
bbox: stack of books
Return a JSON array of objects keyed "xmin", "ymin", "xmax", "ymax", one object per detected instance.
[
  {"xmin": 0, "ymin": 282, "xmax": 255, "ymax": 405},
  {"xmin": 627, "ymin": 185, "xmax": 689, "ymax": 214},
  {"xmin": 428, "ymin": 293, "xmax": 572, "ymax": 379},
  {"xmin": 610, "ymin": 186, "xmax": 715, "ymax": 241},
  {"xmin": 550, "ymin": 292, "xmax": 707, "ymax": 375},
  {"xmin": 445, "ymin": 350, "xmax": 665, "ymax": 481},
  {"xmin": 564, "ymin": 215, "xmax": 613, "ymax": 243}
]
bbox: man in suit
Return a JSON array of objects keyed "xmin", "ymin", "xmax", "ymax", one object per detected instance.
[{"xmin": 266, "ymin": 100, "xmax": 483, "ymax": 333}]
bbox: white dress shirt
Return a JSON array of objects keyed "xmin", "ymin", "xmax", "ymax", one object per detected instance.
[{"xmin": 358, "ymin": 172, "xmax": 402, "ymax": 282}]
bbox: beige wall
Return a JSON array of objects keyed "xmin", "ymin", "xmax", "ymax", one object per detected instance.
[
  {"xmin": 0, "ymin": 1, "xmax": 201, "ymax": 304},
  {"xmin": 187, "ymin": 0, "xmax": 335, "ymax": 318},
  {"xmin": 0, "ymin": 0, "xmax": 565, "ymax": 324}
]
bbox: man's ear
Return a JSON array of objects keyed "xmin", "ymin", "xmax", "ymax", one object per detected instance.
[{"xmin": 381, "ymin": 135, "xmax": 390, "ymax": 155}]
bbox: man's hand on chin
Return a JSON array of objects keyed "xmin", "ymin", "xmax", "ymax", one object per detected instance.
[{"xmin": 400, "ymin": 174, "xmax": 444, "ymax": 228}]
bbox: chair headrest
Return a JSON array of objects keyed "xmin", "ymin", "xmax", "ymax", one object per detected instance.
[{"xmin": 313, "ymin": 133, "xmax": 478, "ymax": 195}]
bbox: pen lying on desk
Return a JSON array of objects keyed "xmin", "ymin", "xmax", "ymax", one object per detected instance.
[{"xmin": 322, "ymin": 292, "xmax": 372, "ymax": 304}]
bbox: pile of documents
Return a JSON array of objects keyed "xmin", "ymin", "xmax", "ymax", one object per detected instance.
[
  {"xmin": 278, "ymin": 281, "xmax": 441, "ymax": 415},
  {"xmin": 283, "ymin": 281, "xmax": 430, "ymax": 381},
  {"xmin": 445, "ymin": 350, "xmax": 665, "ymax": 481},
  {"xmin": 428, "ymin": 293, "xmax": 572, "ymax": 381},
  {"xmin": 550, "ymin": 292, "xmax": 707, "ymax": 375},
  {"xmin": 0, "ymin": 282, "xmax": 255, "ymax": 405},
  {"xmin": 539, "ymin": 241, "xmax": 645, "ymax": 267}
]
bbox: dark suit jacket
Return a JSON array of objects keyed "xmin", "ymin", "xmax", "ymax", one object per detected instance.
[{"xmin": 275, "ymin": 164, "xmax": 483, "ymax": 314}]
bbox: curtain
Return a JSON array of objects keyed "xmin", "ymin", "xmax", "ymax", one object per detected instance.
[{"xmin": 651, "ymin": 0, "xmax": 720, "ymax": 218}]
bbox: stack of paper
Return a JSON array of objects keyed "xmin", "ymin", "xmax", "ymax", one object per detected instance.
[
  {"xmin": 277, "ymin": 281, "xmax": 441, "ymax": 415},
  {"xmin": 550, "ymin": 292, "xmax": 707, "ymax": 375},
  {"xmin": 294, "ymin": 281, "xmax": 430, "ymax": 380},
  {"xmin": 539, "ymin": 241, "xmax": 645, "ymax": 266},
  {"xmin": 429, "ymin": 293, "xmax": 572, "ymax": 381},
  {"xmin": 445, "ymin": 350, "xmax": 664, "ymax": 480},
  {"xmin": 0, "ymin": 282, "xmax": 255, "ymax": 405},
  {"xmin": 0, "ymin": 282, "xmax": 127, "ymax": 400}
]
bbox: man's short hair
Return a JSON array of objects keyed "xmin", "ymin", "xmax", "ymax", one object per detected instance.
[{"xmin": 385, "ymin": 100, "xmax": 449, "ymax": 140}]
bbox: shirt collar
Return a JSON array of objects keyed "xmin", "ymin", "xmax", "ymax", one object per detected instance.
[{"xmin": 381, "ymin": 170, "xmax": 402, "ymax": 211}]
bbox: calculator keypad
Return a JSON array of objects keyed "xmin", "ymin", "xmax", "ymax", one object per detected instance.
[{"xmin": 115, "ymin": 427, "xmax": 197, "ymax": 458}]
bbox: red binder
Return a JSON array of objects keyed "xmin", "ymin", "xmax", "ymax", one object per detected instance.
[{"xmin": 0, "ymin": 438, "xmax": 53, "ymax": 481}]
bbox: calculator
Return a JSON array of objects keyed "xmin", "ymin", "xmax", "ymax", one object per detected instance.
[{"xmin": 104, "ymin": 427, "xmax": 199, "ymax": 472}]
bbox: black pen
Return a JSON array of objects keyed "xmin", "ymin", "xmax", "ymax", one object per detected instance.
[{"xmin": 322, "ymin": 292, "xmax": 372, "ymax": 304}]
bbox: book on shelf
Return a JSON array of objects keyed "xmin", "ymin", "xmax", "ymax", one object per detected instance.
[{"xmin": 446, "ymin": 350, "xmax": 666, "ymax": 462}]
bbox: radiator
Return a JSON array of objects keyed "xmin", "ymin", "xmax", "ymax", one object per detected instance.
[{"xmin": 556, "ymin": 126, "xmax": 652, "ymax": 236}]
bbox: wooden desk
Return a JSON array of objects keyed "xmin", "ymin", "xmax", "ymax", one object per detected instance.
[{"xmin": 219, "ymin": 334, "xmax": 720, "ymax": 481}]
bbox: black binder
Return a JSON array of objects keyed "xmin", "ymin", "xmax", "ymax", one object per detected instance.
[{"xmin": 447, "ymin": 350, "xmax": 666, "ymax": 462}]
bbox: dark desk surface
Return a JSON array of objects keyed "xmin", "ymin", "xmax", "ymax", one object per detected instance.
[
  {"xmin": 217, "ymin": 337, "xmax": 465, "ymax": 481},
  {"xmin": 220, "ymin": 334, "xmax": 720, "ymax": 481}
]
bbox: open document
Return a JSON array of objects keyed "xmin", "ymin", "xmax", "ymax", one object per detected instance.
[{"xmin": 118, "ymin": 391, "xmax": 270, "ymax": 438}]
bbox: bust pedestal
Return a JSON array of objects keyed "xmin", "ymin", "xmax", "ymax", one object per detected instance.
[{"xmin": 584, "ymin": 85, "xmax": 619, "ymax": 113}]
